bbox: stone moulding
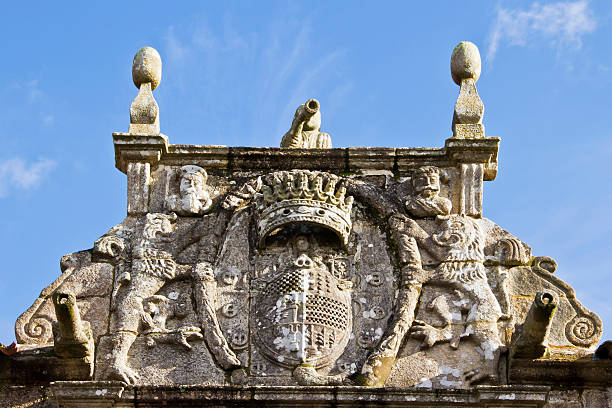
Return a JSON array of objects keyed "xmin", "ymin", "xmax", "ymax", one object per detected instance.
[
  {"xmin": 113, "ymin": 133, "xmax": 500, "ymax": 180},
  {"xmin": 48, "ymin": 382, "xmax": 550, "ymax": 407}
]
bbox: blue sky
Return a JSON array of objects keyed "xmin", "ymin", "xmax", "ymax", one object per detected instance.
[{"xmin": 1, "ymin": 1, "xmax": 611, "ymax": 346}]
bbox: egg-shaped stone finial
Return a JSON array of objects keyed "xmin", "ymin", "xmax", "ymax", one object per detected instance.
[
  {"xmin": 132, "ymin": 47, "xmax": 162, "ymax": 90},
  {"xmin": 450, "ymin": 41, "xmax": 481, "ymax": 85}
]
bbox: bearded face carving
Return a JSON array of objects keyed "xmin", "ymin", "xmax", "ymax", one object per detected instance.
[
  {"xmin": 405, "ymin": 166, "xmax": 451, "ymax": 218},
  {"xmin": 166, "ymin": 165, "xmax": 213, "ymax": 215}
]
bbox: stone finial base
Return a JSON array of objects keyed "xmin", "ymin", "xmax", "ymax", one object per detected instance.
[{"xmin": 453, "ymin": 123, "xmax": 485, "ymax": 139}]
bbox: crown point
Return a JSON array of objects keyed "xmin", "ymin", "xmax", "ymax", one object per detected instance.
[
  {"xmin": 132, "ymin": 47, "xmax": 162, "ymax": 90},
  {"xmin": 451, "ymin": 41, "xmax": 481, "ymax": 86}
]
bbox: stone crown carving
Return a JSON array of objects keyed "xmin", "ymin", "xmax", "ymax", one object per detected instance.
[{"xmin": 257, "ymin": 171, "xmax": 354, "ymax": 247}]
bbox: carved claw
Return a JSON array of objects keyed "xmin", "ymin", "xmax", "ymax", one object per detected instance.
[
  {"xmin": 293, "ymin": 364, "xmax": 350, "ymax": 386},
  {"xmin": 175, "ymin": 327, "xmax": 203, "ymax": 350},
  {"xmin": 315, "ymin": 132, "xmax": 332, "ymax": 148},
  {"xmin": 216, "ymin": 348, "xmax": 241, "ymax": 370},
  {"xmin": 144, "ymin": 327, "xmax": 203, "ymax": 350},
  {"xmin": 464, "ymin": 368, "xmax": 497, "ymax": 385},
  {"xmin": 116, "ymin": 271, "xmax": 131, "ymax": 285},
  {"xmin": 108, "ymin": 363, "xmax": 140, "ymax": 385},
  {"xmin": 410, "ymin": 320, "xmax": 452, "ymax": 349}
]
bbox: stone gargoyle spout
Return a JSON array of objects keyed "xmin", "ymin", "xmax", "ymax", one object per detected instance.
[
  {"xmin": 52, "ymin": 291, "xmax": 94, "ymax": 360},
  {"xmin": 511, "ymin": 291, "xmax": 557, "ymax": 359}
]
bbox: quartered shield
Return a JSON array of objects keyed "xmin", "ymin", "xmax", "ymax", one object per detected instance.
[{"xmin": 253, "ymin": 254, "xmax": 352, "ymax": 369}]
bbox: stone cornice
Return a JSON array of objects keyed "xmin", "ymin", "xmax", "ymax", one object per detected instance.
[
  {"xmin": 49, "ymin": 382, "xmax": 549, "ymax": 407},
  {"xmin": 113, "ymin": 134, "xmax": 500, "ymax": 180},
  {"xmin": 113, "ymin": 133, "xmax": 169, "ymax": 173}
]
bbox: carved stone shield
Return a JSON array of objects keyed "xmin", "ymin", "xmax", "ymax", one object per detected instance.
[{"xmin": 253, "ymin": 254, "xmax": 352, "ymax": 369}]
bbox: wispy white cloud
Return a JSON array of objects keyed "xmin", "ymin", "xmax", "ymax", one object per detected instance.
[
  {"xmin": 4, "ymin": 79, "xmax": 55, "ymax": 127},
  {"xmin": 487, "ymin": 1, "xmax": 596, "ymax": 62},
  {"xmin": 164, "ymin": 26, "xmax": 189, "ymax": 62},
  {"xmin": 276, "ymin": 49, "xmax": 346, "ymax": 136},
  {"xmin": 26, "ymin": 80, "xmax": 43, "ymax": 102},
  {"xmin": 160, "ymin": 14, "xmax": 353, "ymax": 147},
  {"xmin": 42, "ymin": 114, "xmax": 54, "ymax": 126},
  {"xmin": 0, "ymin": 158, "xmax": 56, "ymax": 197}
]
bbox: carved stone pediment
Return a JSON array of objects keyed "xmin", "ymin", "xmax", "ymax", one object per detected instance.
[{"xmin": 6, "ymin": 43, "xmax": 608, "ymax": 408}]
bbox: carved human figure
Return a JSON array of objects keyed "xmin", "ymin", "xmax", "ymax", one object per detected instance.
[
  {"xmin": 102, "ymin": 213, "xmax": 240, "ymax": 384},
  {"xmin": 359, "ymin": 213, "xmax": 427, "ymax": 385},
  {"xmin": 280, "ymin": 99, "xmax": 332, "ymax": 149},
  {"xmin": 104, "ymin": 213, "xmax": 180, "ymax": 383},
  {"xmin": 166, "ymin": 165, "xmax": 213, "ymax": 215},
  {"xmin": 361, "ymin": 214, "xmax": 504, "ymax": 385},
  {"xmin": 406, "ymin": 215, "xmax": 503, "ymax": 383},
  {"xmin": 404, "ymin": 166, "xmax": 451, "ymax": 217}
]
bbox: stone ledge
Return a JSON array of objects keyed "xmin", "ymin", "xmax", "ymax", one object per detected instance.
[
  {"xmin": 0, "ymin": 350, "xmax": 92, "ymax": 385},
  {"xmin": 113, "ymin": 133, "xmax": 169, "ymax": 173},
  {"xmin": 113, "ymin": 136, "xmax": 500, "ymax": 179},
  {"xmin": 509, "ymin": 358, "xmax": 612, "ymax": 386},
  {"xmin": 48, "ymin": 382, "xmax": 549, "ymax": 407}
]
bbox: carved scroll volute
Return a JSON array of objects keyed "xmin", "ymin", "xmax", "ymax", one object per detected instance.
[
  {"xmin": 15, "ymin": 253, "xmax": 82, "ymax": 345},
  {"xmin": 565, "ymin": 313, "xmax": 602, "ymax": 348}
]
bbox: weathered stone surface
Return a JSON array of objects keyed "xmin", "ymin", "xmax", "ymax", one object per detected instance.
[
  {"xmin": 5, "ymin": 41, "xmax": 610, "ymax": 407},
  {"xmin": 451, "ymin": 41, "xmax": 481, "ymax": 85},
  {"xmin": 280, "ymin": 99, "xmax": 331, "ymax": 149},
  {"xmin": 52, "ymin": 291, "xmax": 94, "ymax": 364},
  {"xmin": 0, "ymin": 346, "xmax": 92, "ymax": 385},
  {"xmin": 13, "ymin": 164, "xmax": 603, "ymax": 388},
  {"xmin": 129, "ymin": 47, "xmax": 162, "ymax": 135},
  {"xmin": 132, "ymin": 47, "xmax": 162, "ymax": 91},
  {"xmin": 127, "ymin": 162, "xmax": 151, "ymax": 215},
  {"xmin": 0, "ymin": 386, "xmax": 52, "ymax": 408},
  {"xmin": 15, "ymin": 251, "xmax": 112, "ymax": 346},
  {"xmin": 509, "ymin": 358, "xmax": 612, "ymax": 386},
  {"xmin": 451, "ymin": 42, "xmax": 484, "ymax": 139},
  {"xmin": 43, "ymin": 382, "xmax": 554, "ymax": 407}
]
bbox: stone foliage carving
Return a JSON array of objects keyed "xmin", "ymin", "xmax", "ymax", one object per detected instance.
[{"xmin": 280, "ymin": 99, "xmax": 332, "ymax": 148}]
